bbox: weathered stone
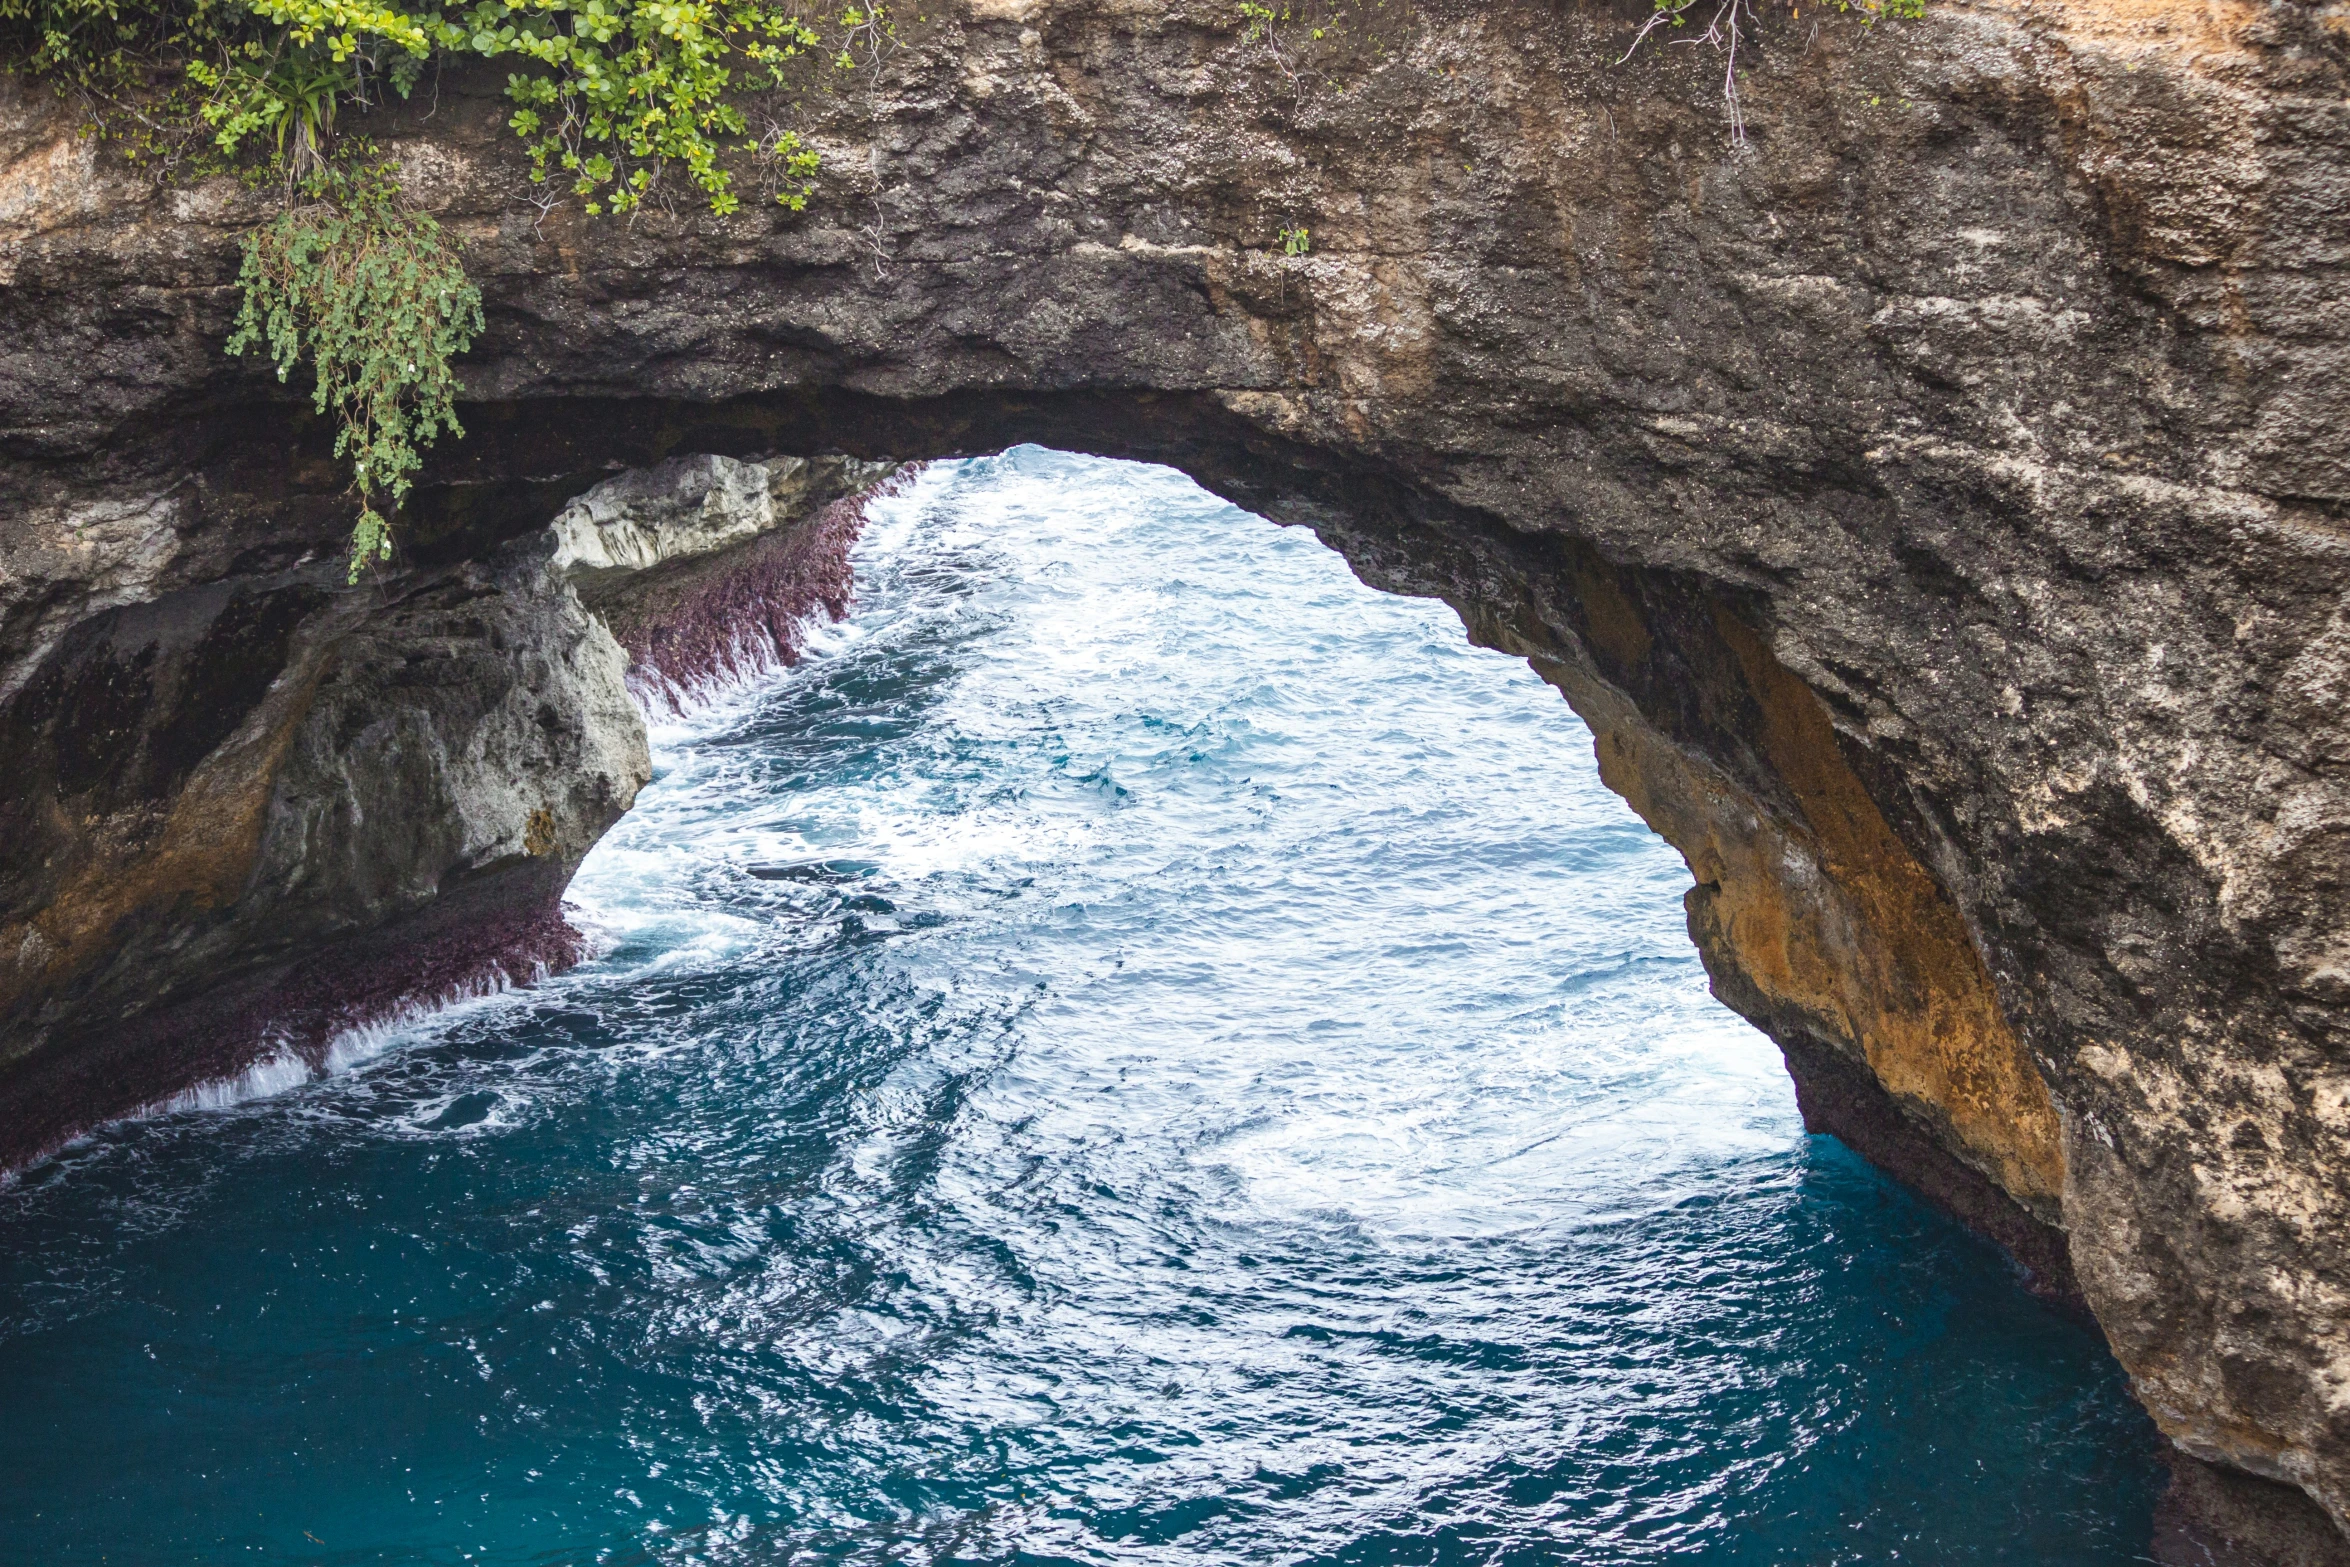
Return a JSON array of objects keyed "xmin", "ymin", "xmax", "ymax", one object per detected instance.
[
  {"xmin": 557, "ymin": 452, "xmax": 901, "ymax": 697},
  {"xmin": 550, "ymin": 454, "xmax": 784, "ymax": 579},
  {"xmin": 3, "ymin": 0, "xmax": 2348, "ymax": 1548},
  {"xmin": 0, "ymin": 539, "xmax": 649, "ymax": 1167}
]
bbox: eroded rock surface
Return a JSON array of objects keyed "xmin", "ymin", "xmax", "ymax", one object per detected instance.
[
  {"xmin": 4, "ymin": 0, "xmax": 2349, "ymax": 1550},
  {"xmin": 0, "ymin": 539, "xmax": 647, "ymax": 1167},
  {"xmin": 0, "ymin": 445, "xmax": 886, "ymax": 1169}
]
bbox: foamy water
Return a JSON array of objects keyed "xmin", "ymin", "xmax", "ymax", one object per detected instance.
[{"xmin": 0, "ymin": 449, "xmax": 2159, "ymax": 1563}]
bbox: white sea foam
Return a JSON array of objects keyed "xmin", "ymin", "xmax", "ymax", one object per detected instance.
[
  {"xmin": 100, "ymin": 956, "xmax": 565, "ymax": 1140},
  {"xmin": 146, "ymin": 1045, "xmax": 314, "ymax": 1116}
]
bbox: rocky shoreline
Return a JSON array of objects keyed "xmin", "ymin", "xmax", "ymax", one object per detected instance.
[{"xmin": 0, "ymin": 454, "xmax": 895, "ymax": 1172}]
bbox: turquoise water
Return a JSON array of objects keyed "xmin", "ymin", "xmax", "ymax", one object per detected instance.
[{"xmin": 0, "ymin": 449, "xmax": 2161, "ymax": 1564}]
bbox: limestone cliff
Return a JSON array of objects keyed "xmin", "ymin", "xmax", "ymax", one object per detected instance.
[{"xmin": 3, "ymin": 0, "xmax": 2348, "ymax": 1554}]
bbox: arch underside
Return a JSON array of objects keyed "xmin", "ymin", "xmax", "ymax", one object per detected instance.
[{"xmin": 0, "ymin": 386, "xmax": 2076, "ymax": 1262}]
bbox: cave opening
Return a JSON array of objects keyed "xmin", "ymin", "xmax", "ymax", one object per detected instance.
[{"xmin": 0, "ymin": 442, "xmax": 2167, "ymax": 1563}]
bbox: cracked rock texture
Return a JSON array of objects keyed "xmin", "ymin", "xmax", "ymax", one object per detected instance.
[{"xmin": 4, "ymin": 0, "xmax": 2350, "ymax": 1551}]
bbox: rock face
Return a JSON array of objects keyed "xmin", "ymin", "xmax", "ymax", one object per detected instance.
[
  {"xmin": 4, "ymin": 0, "xmax": 2350, "ymax": 1552},
  {"xmin": 552, "ymin": 452, "xmax": 900, "ymax": 698},
  {"xmin": 0, "ymin": 535, "xmax": 646, "ymax": 1169},
  {"xmin": 0, "ymin": 444, "xmax": 886, "ymax": 1170}
]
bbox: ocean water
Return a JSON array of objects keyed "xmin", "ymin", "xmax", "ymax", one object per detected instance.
[{"xmin": 0, "ymin": 449, "xmax": 2162, "ymax": 1565}]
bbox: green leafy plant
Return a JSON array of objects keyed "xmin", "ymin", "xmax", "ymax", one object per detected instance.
[
  {"xmin": 185, "ymin": 38, "xmax": 365, "ymax": 181},
  {"xmin": 1278, "ymin": 223, "xmax": 1310, "ymax": 255},
  {"xmin": 6, "ymin": 0, "xmax": 868, "ymax": 217},
  {"xmin": 490, "ymin": 0, "xmax": 839, "ymax": 215},
  {"xmin": 227, "ymin": 164, "xmax": 484, "ymax": 581},
  {"xmin": 7, "ymin": 0, "xmax": 891, "ymax": 581}
]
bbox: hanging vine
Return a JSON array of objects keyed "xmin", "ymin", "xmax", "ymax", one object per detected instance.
[
  {"xmin": 5, "ymin": 0, "xmax": 883, "ymax": 579},
  {"xmin": 227, "ymin": 163, "xmax": 483, "ymax": 582}
]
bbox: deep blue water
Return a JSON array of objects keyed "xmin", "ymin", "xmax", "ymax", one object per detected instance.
[{"xmin": 0, "ymin": 449, "xmax": 2161, "ymax": 1565}]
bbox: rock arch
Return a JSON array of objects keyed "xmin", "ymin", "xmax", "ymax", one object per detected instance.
[{"xmin": 4, "ymin": 0, "xmax": 2349, "ymax": 1548}]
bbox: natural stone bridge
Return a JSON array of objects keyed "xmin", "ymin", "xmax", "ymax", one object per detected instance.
[{"xmin": 3, "ymin": 0, "xmax": 2348, "ymax": 1552}]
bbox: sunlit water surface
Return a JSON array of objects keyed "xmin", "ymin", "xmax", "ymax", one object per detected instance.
[{"xmin": 0, "ymin": 450, "xmax": 2160, "ymax": 1564}]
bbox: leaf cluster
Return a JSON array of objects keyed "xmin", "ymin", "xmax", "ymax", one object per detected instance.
[
  {"xmin": 227, "ymin": 163, "xmax": 484, "ymax": 581},
  {"xmin": 475, "ymin": 0, "xmax": 838, "ymax": 215},
  {"xmin": 4, "ymin": 0, "xmax": 875, "ymax": 214}
]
